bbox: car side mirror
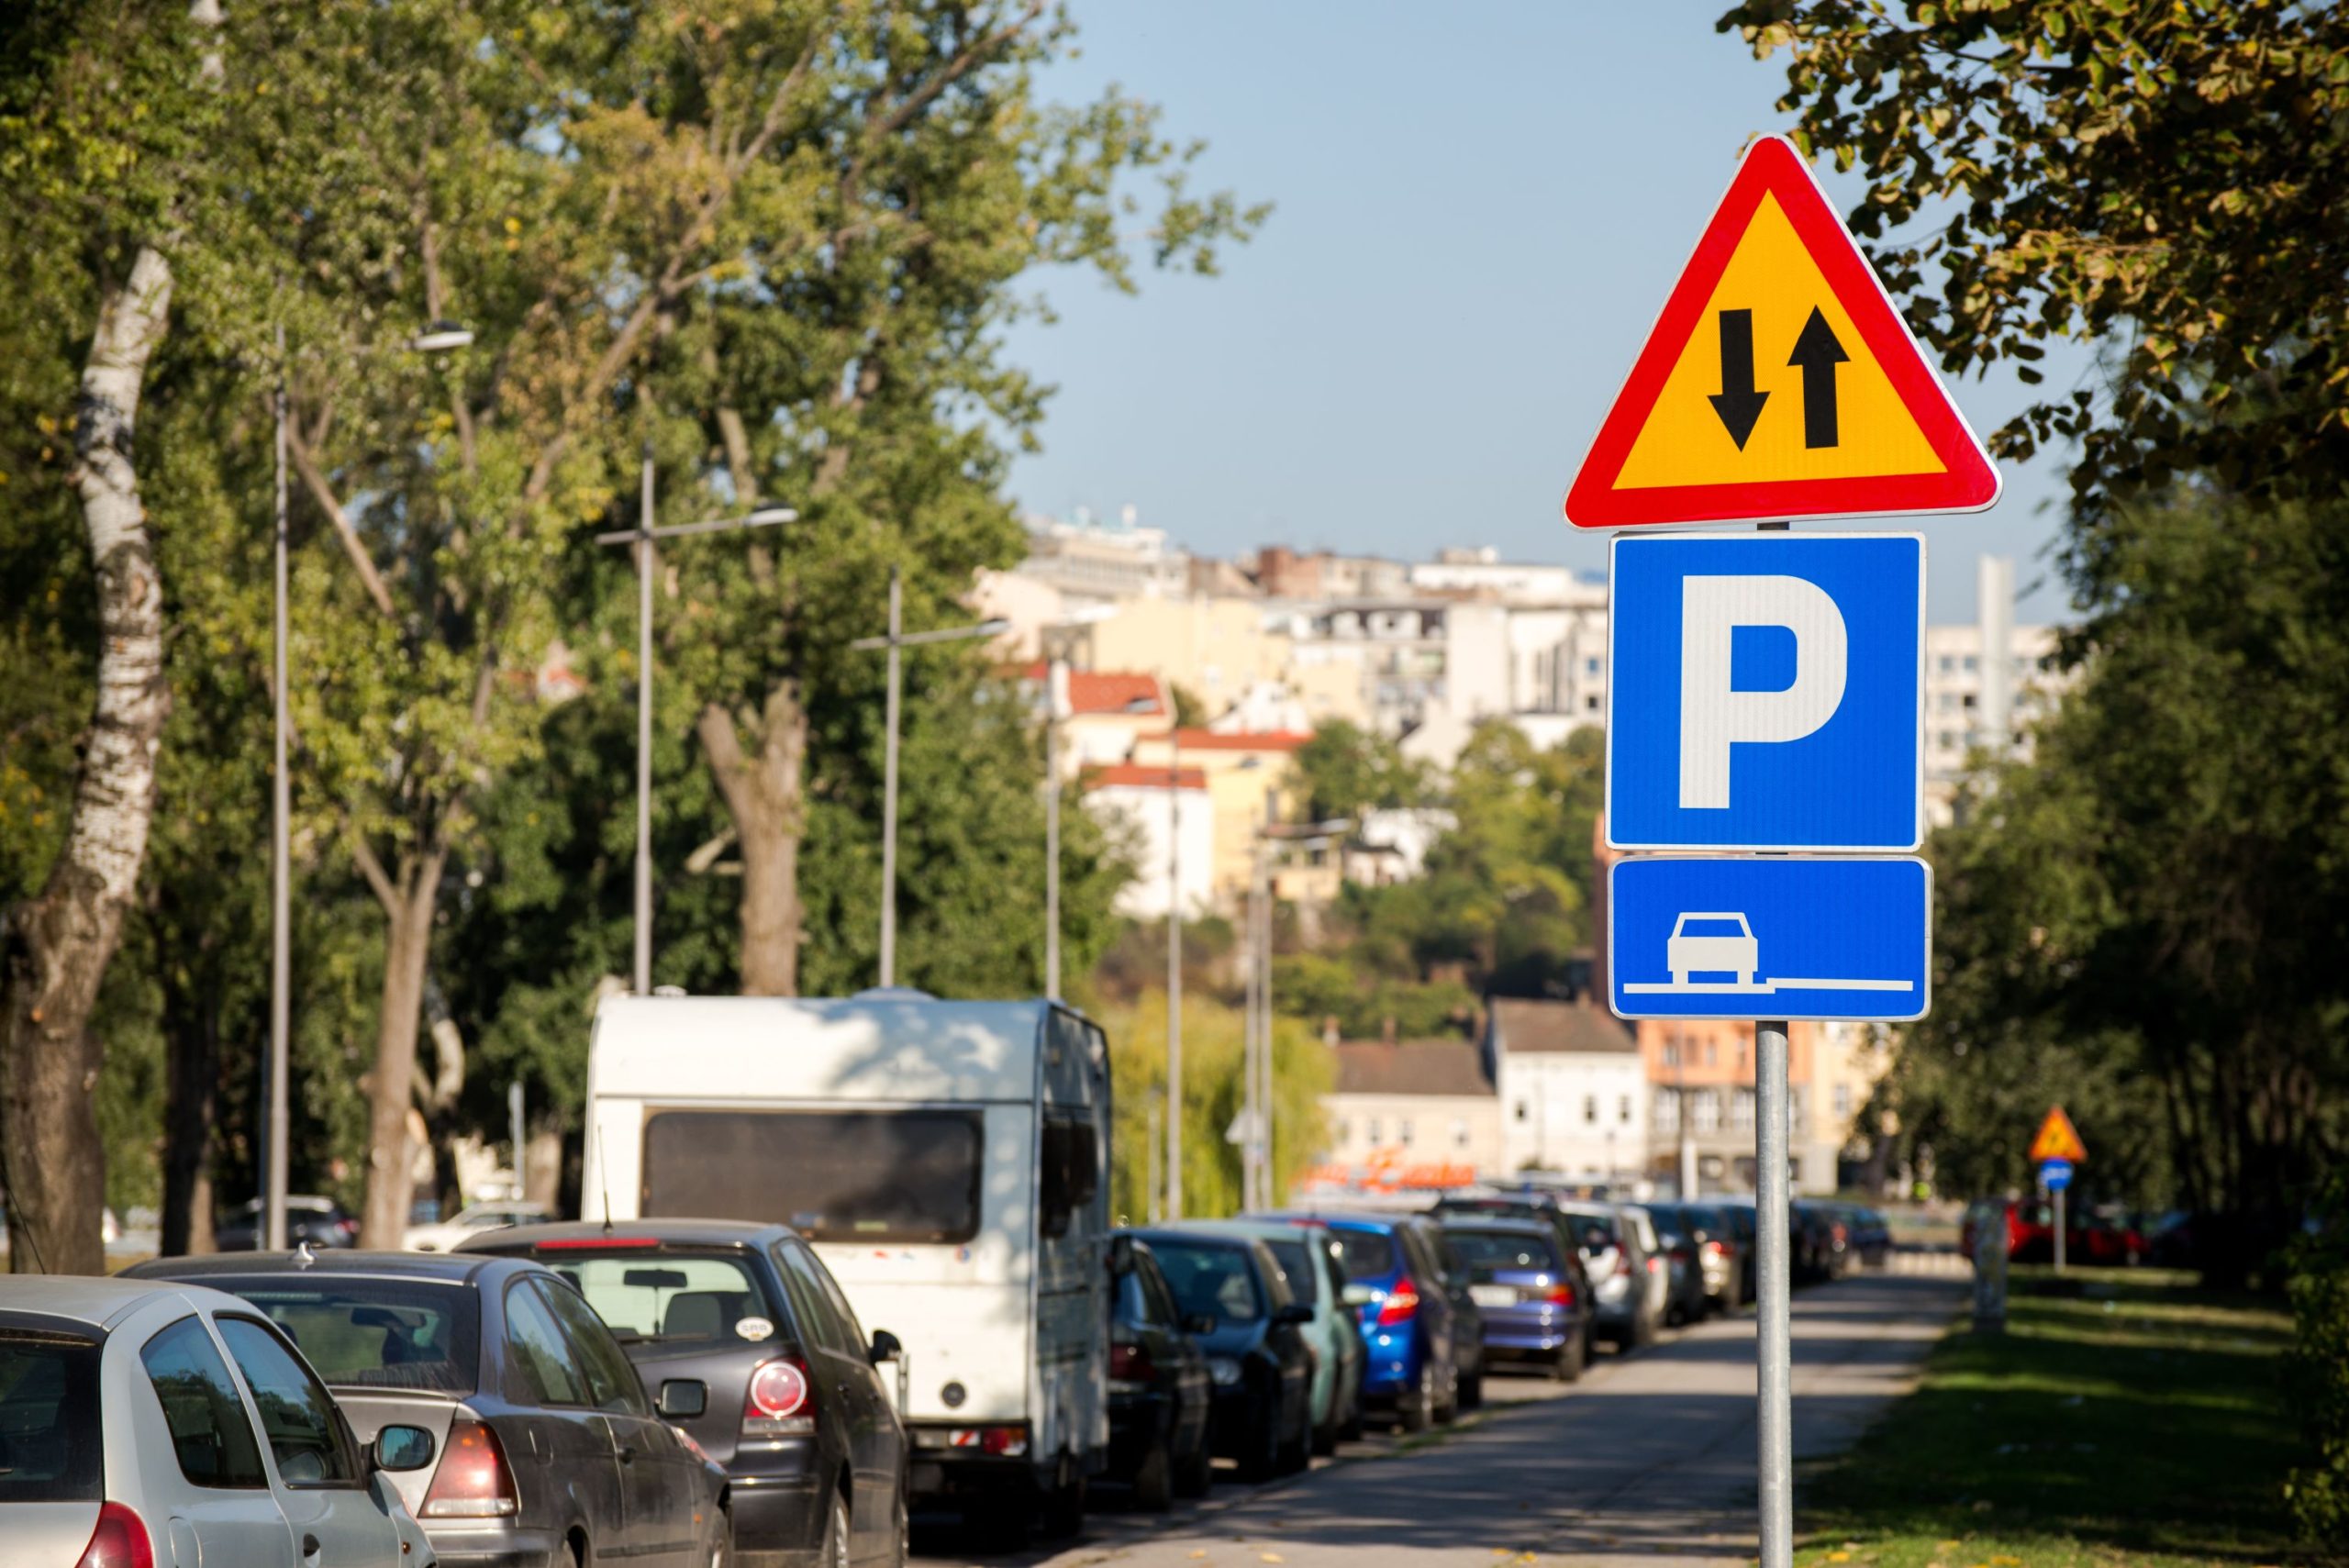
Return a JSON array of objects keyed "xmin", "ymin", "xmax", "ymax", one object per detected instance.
[
  {"xmin": 657, "ymin": 1380, "xmax": 707, "ymax": 1419},
  {"xmin": 1183, "ymin": 1313, "xmax": 1216, "ymax": 1335},
  {"xmin": 1107, "ymin": 1234, "xmax": 1137, "ymax": 1276},
  {"xmin": 868, "ymin": 1329, "xmax": 903, "ymax": 1365},
  {"xmin": 1275, "ymin": 1303, "xmax": 1314, "ymax": 1328},
  {"xmin": 373, "ymin": 1425, "xmax": 436, "ymax": 1473}
]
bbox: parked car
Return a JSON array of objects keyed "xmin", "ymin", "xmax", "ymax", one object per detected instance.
[
  {"xmin": 215, "ymin": 1195, "xmax": 360, "ymax": 1251},
  {"xmin": 1190, "ymin": 1218, "xmax": 1364, "ymax": 1452},
  {"xmin": 1408, "ymin": 1217, "xmax": 1486, "ymax": 1414},
  {"xmin": 1558, "ymin": 1203, "xmax": 1664, "ymax": 1350},
  {"xmin": 1123, "ymin": 1229, "xmax": 1313, "ymax": 1479},
  {"xmin": 125, "ymin": 1250, "xmax": 732, "ymax": 1568},
  {"xmin": 1, "ymin": 1274, "xmax": 437, "ymax": 1568},
  {"xmin": 1101, "ymin": 1234, "xmax": 1214, "ymax": 1509},
  {"xmin": 1429, "ymin": 1194, "xmax": 1598, "ymax": 1367},
  {"xmin": 1268, "ymin": 1212, "xmax": 1462, "ymax": 1430},
  {"xmin": 1845, "ymin": 1205, "xmax": 1894, "ymax": 1268},
  {"xmin": 404, "ymin": 1201, "xmax": 551, "ymax": 1253},
  {"xmin": 1631, "ymin": 1205, "xmax": 1710, "ymax": 1327},
  {"xmin": 1675, "ymin": 1202, "xmax": 1746, "ymax": 1312},
  {"xmin": 1792, "ymin": 1201, "xmax": 1850, "ymax": 1282},
  {"xmin": 1436, "ymin": 1216, "xmax": 1588, "ymax": 1382},
  {"xmin": 460, "ymin": 1218, "xmax": 909, "ymax": 1568}
]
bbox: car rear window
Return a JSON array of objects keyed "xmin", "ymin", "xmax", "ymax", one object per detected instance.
[
  {"xmin": 538, "ymin": 1252, "xmax": 777, "ymax": 1346},
  {"xmin": 641, "ymin": 1109, "xmax": 983, "ymax": 1245},
  {"xmin": 0, "ymin": 1329, "xmax": 103, "ymax": 1502},
  {"xmin": 1646, "ymin": 1207, "xmax": 1688, "ymax": 1244},
  {"xmin": 1145, "ymin": 1240, "xmax": 1263, "ymax": 1324},
  {"xmin": 1562, "ymin": 1209, "xmax": 1622, "ymax": 1254},
  {"xmin": 213, "ymin": 1280, "xmax": 480, "ymax": 1395},
  {"xmin": 1443, "ymin": 1229, "xmax": 1560, "ymax": 1274},
  {"xmin": 1328, "ymin": 1226, "xmax": 1398, "ymax": 1280},
  {"xmin": 1261, "ymin": 1239, "xmax": 1318, "ymax": 1307}
]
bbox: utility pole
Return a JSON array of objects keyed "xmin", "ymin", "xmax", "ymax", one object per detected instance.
[
  {"xmin": 1164, "ymin": 728, "xmax": 1184, "ymax": 1219},
  {"xmin": 1043, "ymin": 659, "xmax": 1067, "ymax": 997},
  {"xmin": 596, "ymin": 470, "xmax": 796, "ymax": 995},
  {"xmin": 850, "ymin": 572, "xmax": 1008, "ymax": 987},
  {"xmin": 267, "ymin": 325, "xmax": 290, "ymax": 1253}
]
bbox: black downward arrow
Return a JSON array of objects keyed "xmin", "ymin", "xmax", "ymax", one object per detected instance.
[
  {"xmin": 1787, "ymin": 306, "xmax": 1849, "ymax": 449},
  {"xmin": 1707, "ymin": 308, "xmax": 1769, "ymax": 450}
]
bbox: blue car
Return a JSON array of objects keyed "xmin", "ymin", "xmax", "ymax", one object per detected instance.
[{"xmin": 1267, "ymin": 1214, "xmax": 1462, "ymax": 1432}]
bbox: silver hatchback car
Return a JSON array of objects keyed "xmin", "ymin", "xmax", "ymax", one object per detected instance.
[{"xmin": 1, "ymin": 1274, "xmax": 436, "ymax": 1568}]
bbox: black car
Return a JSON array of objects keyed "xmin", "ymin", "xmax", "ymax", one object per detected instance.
[
  {"xmin": 1103, "ymin": 1234, "xmax": 1214, "ymax": 1509},
  {"xmin": 1126, "ymin": 1228, "xmax": 1313, "ymax": 1480},
  {"xmin": 127, "ymin": 1248, "xmax": 732, "ymax": 1568},
  {"xmin": 1637, "ymin": 1205, "xmax": 1712, "ymax": 1327},
  {"xmin": 1399, "ymin": 1216, "xmax": 1486, "ymax": 1414},
  {"xmin": 461, "ymin": 1219, "xmax": 909, "ymax": 1568},
  {"xmin": 215, "ymin": 1194, "xmax": 360, "ymax": 1251}
]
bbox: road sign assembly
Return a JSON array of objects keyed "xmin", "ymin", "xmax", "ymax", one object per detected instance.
[
  {"xmin": 1564, "ymin": 135, "xmax": 1999, "ymax": 530},
  {"xmin": 1607, "ymin": 531, "xmax": 1923, "ymax": 852},
  {"xmin": 1609, "ymin": 857, "xmax": 1930, "ymax": 1022},
  {"xmin": 2029, "ymin": 1105, "xmax": 2087, "ymax": 1164},
  {"xmin": 2039, "ymin": 1157, "xmax": 2075, "ymax": 1193}
]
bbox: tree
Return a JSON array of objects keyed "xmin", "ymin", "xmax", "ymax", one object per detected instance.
[
  {"xmin": 1716, "ymin": 2, "xmax": 2349, "ymax": 560},
  {"xmin": 1290, "ymin": 719, "xmax": 1432, "ymax": 826}
]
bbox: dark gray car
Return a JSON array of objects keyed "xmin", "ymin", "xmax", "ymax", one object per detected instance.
[
  {"xmin": 127, "ymin": 1249, "xmax": 730, "ymax": 1568},
  {"xmin": 460, "ymin": 1219, "xmax": 908, "ymax": 1568}
]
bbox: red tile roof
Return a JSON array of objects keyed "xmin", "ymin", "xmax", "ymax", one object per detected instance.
[
  {"xmin": 1331, "ymin": 1040, "xmax": 1493, "ymax": 1097},
  {"xmin": 1011, "ymin": 662, "xmax": 1165, "ymax": 717},
  {"xmin": 1084, "ymin": 763, "xmax": 1207, "ymax": 792}
]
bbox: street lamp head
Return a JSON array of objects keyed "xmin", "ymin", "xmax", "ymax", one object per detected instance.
[
  {"xmin": 411, "ymin": 320, "xmax": 475, "ymax": 353},
  {"xmin": 744, "ymin": 507, "xmax": 797, "ymax": 526},
  {"xmin": 976, "ymin": 618, "xmax": 1013, "ymax": 637}
]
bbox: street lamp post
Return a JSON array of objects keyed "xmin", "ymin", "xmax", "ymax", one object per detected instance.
[
  {"xmin": 1164, "ymin": 728, "xmax": 1183, "ymax": 1220},
  {"xmin": 265, "ymin": 317, "xmax": 473, "ymax": 1253},
  {"xmin": 849, "ymin": 565, "xmax": 1008, "ymax": 987},
  {"xmin": 595, "ymin": 454, "xmax": 795, "ymax": 995}
]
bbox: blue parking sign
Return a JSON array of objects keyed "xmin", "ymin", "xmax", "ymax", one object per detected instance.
[
  {"xmin": 1607, "ymin": 533, "xmax": 1924, "ymax": 851},
  {"xmin": 1609, "ymin": 856, "xmax": 1932, "ymax": 1022}
]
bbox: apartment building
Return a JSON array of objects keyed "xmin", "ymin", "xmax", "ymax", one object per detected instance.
[
  {"xmin": 1083, "ymin": 762, "xmax": 1213, "ymax": 919},
  {"xmin": 1488, "ymin": 998, "xmax": 1647, "ymax": 1180},
  {"xmin": 1317, "ymin": 1039, "xmax": 1504, "ymax": 1184}
]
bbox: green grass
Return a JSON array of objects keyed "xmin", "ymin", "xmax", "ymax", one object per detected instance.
[{"xmin": 1798, "ymin": 1269, "xmax": 2328, "ymax": 1568}]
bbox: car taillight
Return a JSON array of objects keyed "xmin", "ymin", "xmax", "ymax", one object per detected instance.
[
  {"xmin": 422, "ymin": 1420, "xmax": 518, "ymax": 1518},
  {"xmin": 1538, "ymin": 1284, "xmax": 1575, "ymax": 1307},
  {"xmin": 1109, "ymin": 1341, "xmax": 1153, "ymax": 1384},
  {"xmin": 1375, "ymin": 1278, "xmax": 1420, "ymax": 1327},
  {"xmin": 743, "ymin": 1355, "xmax": 815, "ymax": 1440},
  {"xmin": 337, "ymin": 1218, "xmax": 360, "ymax": 1240},
  {"xmin": 76, "ymin": 1503, "xmax": 154, "ymax": 1568},
  {"xmin": 1646, "ymin": 1256, "xmax": 1663, "ymax": 1273},
  {"xmin": 1703, "ymin": 1240, "xmax": 1726, "ymax": 1256}
]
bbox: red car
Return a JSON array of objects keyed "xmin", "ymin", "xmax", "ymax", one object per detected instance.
[{"xmin": 1961, "ymin": 1199, "xmax": 2144, "ymax": 1265}]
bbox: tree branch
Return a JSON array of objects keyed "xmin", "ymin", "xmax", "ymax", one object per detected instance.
[
  {"xmin": 344, "ymin": 820, "xmax": 401, "ymax": 917},
  {"xmin": 284, "ymin": 416, "xmax": 398, "ymax": 618}
]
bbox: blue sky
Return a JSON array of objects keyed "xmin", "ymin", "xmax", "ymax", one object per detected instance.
[{"xmin": 998, "ymin": 2, "xmax": 2087, "ymax": 623}]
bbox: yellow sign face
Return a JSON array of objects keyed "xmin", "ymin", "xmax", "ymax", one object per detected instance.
[
  {"xmin": 1611, "ymin": 193, "xmax": 1946, "ymax": 490},
  {"xmin": 2029, "ymin": 1106, "xmax": 2087, "ymax": 1165},
  {"xmin": 1565, "ymin": 136, "xmax": 1999, "ymax": 530}
]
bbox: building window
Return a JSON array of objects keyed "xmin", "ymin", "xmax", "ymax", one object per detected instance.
[
  {"xmin": 1964, "ymin": 655, "xmax": 1980, "ymax": 672},
  {"xmin": 1833, "ymin": 1084, "xmax": 1853, "ymax": 1120},
  {"xmin": 1585, "ymin": 657, "xmax": 1600, "ymax": 675},
  {"xmin": 1654, "ymin": 1090, "xmax": 1679, "ymax": 1133},
  {"xmin": 1693, "ymin": 1090, "xmax": 1720, "ymax": 1134},
  {"xmin": 1367, "ymin": 1118, "xmax": 1383, "ymax": 1144},
  {"xmin": 1398, "ymin": 1118, "xmax": 1414, "ymax": 1146},
  {"xmin": 1513, "ymin": 1099, "xmax": 1529, "ymax": 1123},
  {"xmin": 1962, "ymin": 693, "xmax": 1977, "ymax": 709},
  {"xmin": 1705, "ymin": 1041, "xmax": 1718, "ymax": 1067},
  {"xmin": 1938, "ymin": 655, "xmax": 1955, "ymax": 674},
  {"xmin": 1731, "ymin": 1088, "xmax": 1754, "ymax": 1132},
  {"xmin": 1662, "ymin": 1041, "xmax": 1680, "ymax": 1070},
  {"xmin": 1619, "ymin": 1095, "xmax": 1633, "ymax": 1124},
  {"xmin": 1453, "ymin": 1118, "xmax": 1470, "ymax": 1149},
  {"xmin": 1335, "ymin": 1118, "xmax": 1352, "ymax": 1145},
  {"xmin": 1584, "ymin": 1095, "xmax": 1598, "ymax": 1124},
  {"xmin": 1939, "ymin": 729, "xmax": 1959, "ymax": 750},
  {"xmin": 1937, "ymin": 692, "xmax": 1957, "ymax": 712}
]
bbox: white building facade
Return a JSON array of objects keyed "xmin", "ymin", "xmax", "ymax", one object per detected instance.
[{"xmin": 1487, "ymin": 998, "xmax": 1649, "ymax": 1180}]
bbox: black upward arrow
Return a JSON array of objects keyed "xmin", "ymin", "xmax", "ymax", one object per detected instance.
[
  {"xmin": 1787, "ymin": 306, "xmax": 1849, "ymax": 449},
  {"xmin": 1707, "ymin": 308, "xmax": 1768, "ymax": 450}
]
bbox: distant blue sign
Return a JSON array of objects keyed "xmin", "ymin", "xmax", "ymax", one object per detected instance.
[
  {"xmin": 1609, "ymin": 856, "xmax": 1931, "ymax": 1022},
  {"xmin": 1607, "ymin": 533, "xmax": 1924, "ymax": 852},
  {"xmin": 2038, "ymin": 1158, "xmax": 2075, "ymax": 1193}
]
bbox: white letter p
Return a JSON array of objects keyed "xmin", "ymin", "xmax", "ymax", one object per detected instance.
[{"xmin": 1678, "ymin": 574, "xmax": 1848, "ymax": 810}]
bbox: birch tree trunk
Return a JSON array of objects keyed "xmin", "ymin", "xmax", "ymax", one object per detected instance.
[
  {"xmin": 0, "ymin": 246, "xmax": 174, "ymax": 1275},
  {"xmin": 697, "ymin": 681, "xmax": 807, "ymax": 995},
  {"xmin": 358, "ymin": 845, "xmax": 446, "ymax": 1248}
]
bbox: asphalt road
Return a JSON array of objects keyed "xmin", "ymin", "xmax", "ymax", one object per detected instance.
[{"xmin": 914, "ymin": 1262, "xmax": 1968, "ymax": 1568}]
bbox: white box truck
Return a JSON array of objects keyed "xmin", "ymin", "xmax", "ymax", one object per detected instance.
[{"xmin": 580, "ymin": 992, "xmax": 1111, "ymax": 1540}]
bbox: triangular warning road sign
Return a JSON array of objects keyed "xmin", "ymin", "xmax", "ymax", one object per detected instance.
[
  {"xmin": 1565, "ymin": 136, "xmax": 1999, "ymax": 529},
  {"xmin": 2029, "ymin": 1106, "xmax": 2087, "ymax": 1165}
]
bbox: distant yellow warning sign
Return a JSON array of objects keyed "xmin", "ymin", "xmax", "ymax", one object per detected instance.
[
  {"xmin": 1565, "ymin": 137, "xmax": 1999, "ymax": 529},
  {"xmin": 2029, "ymin": 1106, "xmax": 2087, "ymax": 1165},
  {"xmin": 1611, "ymin": 193, "xmax": 1945, "ymax": 490}
]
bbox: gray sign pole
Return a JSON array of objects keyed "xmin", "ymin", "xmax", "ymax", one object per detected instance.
[
  {"xmin": 2053, "ymin": 1184, "xmax": 2066, "ymax": 1274},
  {"xmin": 1755, "ymin": 1017, "xmax": 1794, "ymax": 1568}
]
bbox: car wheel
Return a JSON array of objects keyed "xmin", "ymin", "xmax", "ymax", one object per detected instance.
[
  {"xmin": 706, "ymin": 1507, "xmax": 735, "ymax": 1568},
  {"xmin": 1398, "ymin": 1361, "xmax": 1433, "ymax": 1434},
  {"xmin": 1174, "ymin": 1427, "xmax": 1214, "ymax": 1498},
  {"xmin": 1241, "ymin": 1392, "xmax": 1284, "ymax": 1481},
  {"xmin": 1277, "ymin": 1392, "xmax": 1311, "ymax": 1474},
  {"xmin": 1339, "ymin": 1393, "xmax": 1364, "ymax": 1444},
  {"xmin": 1433, "ymin": 1364, "xmax": 1458, "ymax": 1425},
  {"xmin": 824, "ymin": 1496, "xmax": 852, "ymax": 1568},
  {"xmin": 1131, "ymin": 1435, "xmax": 1174, "ymax": 1513},
  {"xmin": 1458, "ymin": 1367, "xmax": 1483, "ymax": 1411}
]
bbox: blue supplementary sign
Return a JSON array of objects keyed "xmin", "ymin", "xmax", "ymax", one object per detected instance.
[
  {"xmin": 1608, "ymin": 856, "xmax": 1932, "ymax": 1022},
  {"xmin": 2038, "ymin": 1158, "xmax": 2075, "ymax": 1193},
  {"xmin": 1607, "ymin": 533, "xmax": 1925, "ymax": 852}
]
